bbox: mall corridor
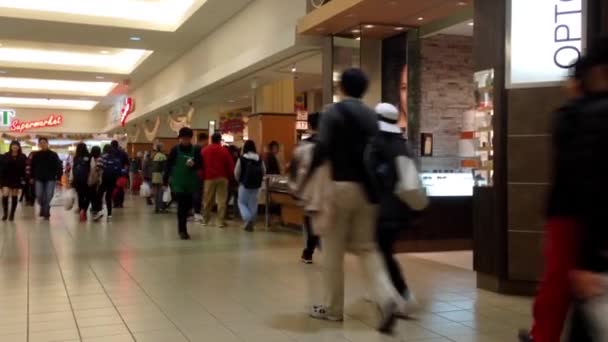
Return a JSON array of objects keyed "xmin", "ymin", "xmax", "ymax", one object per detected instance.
[{"xmin": 0, "ymin": 198, "xmax": 531, "ymax": 342}]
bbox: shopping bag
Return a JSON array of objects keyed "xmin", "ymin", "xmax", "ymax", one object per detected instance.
[
  {"xmin": 584, "ymin": 278, "xmax": 608, "ymax": 341},
  {"xmin": 63, "ymin": 188, "xmax": 76, "ymax": 211},
  {"xmin": 162, "ymin": 186, "xmax": 172, "ymax": 203},
  {"xmin": 140, "ymin": 182, "xmax": 151, "ymax": 197}
]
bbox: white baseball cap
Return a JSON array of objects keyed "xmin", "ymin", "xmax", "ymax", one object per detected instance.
[{"xmin": 375, "ymin": 103, "xmax": 401, "ymax": 133}]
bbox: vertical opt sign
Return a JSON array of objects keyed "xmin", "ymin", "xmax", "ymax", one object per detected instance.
[
  {"xmin": 0, "ymin": 109, "xmax": 15, "ymax": 127},
  {"xmin": 507, "ymin": 0, "xmax": 585, "ymax": 88}
]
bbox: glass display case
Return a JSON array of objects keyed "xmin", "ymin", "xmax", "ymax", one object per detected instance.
[{"xmin": 421, "ymin": 172, "xmax": 475, "ymax": 197}]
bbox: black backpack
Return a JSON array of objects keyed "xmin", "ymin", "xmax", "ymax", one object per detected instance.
[
  {"xmin": 240, "ymin": 157, "xmax": 264, "ymax": 189},
  {"xmin": 103, "ymin": 152, "xmax": 122, "ymax": 177},
  {"xmin": 73, "ymin": 157, "xmax": 90, "ymax": 185}
]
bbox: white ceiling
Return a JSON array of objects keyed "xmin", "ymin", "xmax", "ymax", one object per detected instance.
[{"xmin": 0, "ymin": 0, "xmax": 254, "ymax": 111}]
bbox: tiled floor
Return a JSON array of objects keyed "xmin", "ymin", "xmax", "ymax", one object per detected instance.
[
  {"xmin": 0, "ymin": 196, "xmax": 533, "ymax": 342},
  {"xmin": 409, "ymin": 252, "xmax": 473, "ymax": 271}
]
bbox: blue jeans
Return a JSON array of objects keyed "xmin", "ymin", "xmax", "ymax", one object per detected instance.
[
  {"xmin": 35, "ymin": 180, "xmax": 56, "ymax": 218},
  {"xmin": 237, "ymin": 186, "xmax": 259, "ymax": 224}
]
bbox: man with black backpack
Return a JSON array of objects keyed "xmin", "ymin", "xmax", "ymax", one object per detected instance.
[
  {"xmin": 234, "ymin": 140, "xmax": 265, "ymax": 232},
  {"xmin": 97, "ymin": 144, "xmax": 124, "ymax": 221}
]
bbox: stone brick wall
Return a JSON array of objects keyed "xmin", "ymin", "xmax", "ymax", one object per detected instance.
[{"xmin": 420, "ymin": 34, "xmax": 474, "ymax": 159}]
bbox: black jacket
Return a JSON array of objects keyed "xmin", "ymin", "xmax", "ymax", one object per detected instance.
[
  {"xmin": 315, "ymin": 98, "xmax": 379, "ymax": 203},
  {"xmin": 372, "ymin": 132, "xmax": 415, "ymax": 226},
  {"xmin": 31, "ymin": 149, "xmax": 62, "ymax": 182},
  {"xmin": 1, "ymin": 152, "xmax": 27, "ymax": 185}
]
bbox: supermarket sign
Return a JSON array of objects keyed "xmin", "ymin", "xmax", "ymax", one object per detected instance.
[
  {"xmin": 507, "ymin": 0, "xmax": 586, "ymax": 88},
  {"xmin": 0, "ymin": 109, "xmax": 64, "ymax": 132}
]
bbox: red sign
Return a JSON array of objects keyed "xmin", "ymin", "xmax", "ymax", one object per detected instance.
[
  {"xmin": 10, "ymin": 114, "xmax": 63, "ymax": 132},
  {"xmin": 120, "ymin": 97, "xmax": 135, "ymax": 127}
]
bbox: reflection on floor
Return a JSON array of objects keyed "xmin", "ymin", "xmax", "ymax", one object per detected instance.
[
  {"xmin": 409, "ymin": 251, "xmax": 474, "ymax": 271},
  {"xmin": 0, "ymin": 198, "xmax": 532, "ymax": 342}
]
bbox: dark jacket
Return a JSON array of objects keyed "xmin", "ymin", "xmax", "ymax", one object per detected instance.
[
  {"xmin": 315, "ymin": 98, "xmax": 379, "ymax": 203},
  {"xmin": 163, "ymin": 144, "xmax": 202, "ymax": 186},
  {"xmin": 372, "ymin": 132, "xmax": 415, "ymax": 225},
  {"xmin": 31, "ymin": 149, "xmax": 62, "ymax": 182},
  {"xmin": 1, "ymin": 152, "xmax": 27, "ymax": 186}
]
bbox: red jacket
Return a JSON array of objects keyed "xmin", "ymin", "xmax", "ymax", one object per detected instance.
[{"xmin": 201, "ymin": 144, "xmax": 235, "ymax": 181}]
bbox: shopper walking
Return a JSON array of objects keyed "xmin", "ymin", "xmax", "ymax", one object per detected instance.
[
  {"xmin": 298, "ymin": 112, "xmax": 322, "ymax": 264},
  {"xmin": 151, "ymin": 143, "xmax": 168, "ymax": 213},
  {"xmin": 31, "ymin": 137, "xmax": 62, "ymax": 220},
  {"xmin": 1, "ymin": 141, "xmax": 27, "ymax": 221},
  {"xmin": 202, "ymin": 133, "xmax": 234, "ymax": 228},
  {"xmin": 234, "ymin": 140, "xmax": 264, "ymax": 232},
  {"xmin": 308, "ymin": 68, "xmax": 402, "ymax": 334},
  {"xmin": 98, "ymin": 144, "xmax": 123, "ymax": 220},
  {"xmin": 226, "ymin": 145, "xmax": 241, "ymax": 220},
  {"xmin": 88, "ymin": 146, "xmax": 103, "ymax": 221},
  {"xmin": 192, "ymin": 132, "xmax": 209, "ymax": 222},
  {"xmin": 164, "ymin": 127, "xmax": 202, "ymax": 240},
  {"xmin": 370, "ymin": 103, "xmax": 428, "ymax": 316},
  {"xmin": 71, "ymin": 143, "xmax": 91, "ymax": 222}
]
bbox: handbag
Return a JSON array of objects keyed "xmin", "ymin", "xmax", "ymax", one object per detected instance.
[
  {"xmin": 140, "ymin": 182, "xmax": 152, "ymax": 197},
  {"xmin": 394, "ymin": 155, "xmax": 429, "ymax": 211}
]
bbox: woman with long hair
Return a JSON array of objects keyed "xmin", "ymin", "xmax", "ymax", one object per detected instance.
[
  {"xmin": 234, "ymin": 140, "xmax": 265, "ymax": 232},
  {"xmin": 1, "ymin": 141, "xmax": 27, "ymax": 221},
  {"xmin": 71, "ymin": 142, "xmax": 91, "ymax": 222}
]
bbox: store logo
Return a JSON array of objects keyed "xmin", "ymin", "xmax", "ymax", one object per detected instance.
[
  {"xmin": 507, "ymin": 0, "xmax": 585, "ymax": 88},
  {"xmin": 0, "ymin": 109, "xmax": 15, "ymax": 127},
  {"xmin": 9, "ymin": 114, "xmax": 63, "ymax": 133},
  {"xmin": 120, "ymin": 97, "xmax": 135, "ymax": 127}
]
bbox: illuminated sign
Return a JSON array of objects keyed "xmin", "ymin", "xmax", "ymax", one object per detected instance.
[
  {"xmin": 10, "ymin": 114, "xmax": 63, "ymax": 132},
  {"xmin": 0, "ymin": 109, "xmax": 15, "ymax": 127},
  {"xmin": 120, "ymin": 97, "xmax": 135, "ymax": 127},
  {"xmin": 507, "ymin": 0, "xmax": 586, "ymax": 88}
]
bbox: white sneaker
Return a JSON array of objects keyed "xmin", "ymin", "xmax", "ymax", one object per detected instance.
[
  {"xmin": 396, "ymin": 290, "xmax": 418, "ymax": 318},
  {"xmin": 310, "ymin": 305, "xmax": 343, "ymax": 322},
  {"xmin": 194, "ymin": 214, "xmax": 203, "ymax": 223},
  {"xmin": 92, "ymin": 212, "xmax": 104, "ymax": 222}
]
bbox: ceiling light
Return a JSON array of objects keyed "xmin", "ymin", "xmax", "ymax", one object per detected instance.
[
  {"xmin": 458, "ymin": 1, "xmax": 467, "ymax": 5},
  {"xmin": 0, "ymin": 0, "xmax": 208, "ymax": 32},
  {"xmin": 0, "ymin": 97, "xmax": 98, "ymax": 110},
  {"xmin": 352, "ymin": 29, "xmax": 361, "ymax": 33},
  {"xmin": 95, "ymin": 76, "xmax": 105, "ymax": 80},
  {"xmin": 417, "ymin": 17, "xmax": 424, "ymax": 21},
  {"xmin": 227, "ymin": 99, "xmax": 235, "ymax": 103},
  {"xmin": 468, "ymin": 22, "xmax": 475, "ymax": 26},
  {"xmin": 129, "ymin": 36, "xmax": 142, "ymax": 41},
  {"xmin": 291, "ymin": 66, "xmax": 297, "ymax": 73},
  {"xmin": 0, "ymin": 42, "xmax": 152, "ymax": 74},
  {"xmin": 364, "ymin": 24, "xmax": 374, "ymax": 29},
  {"xmin": 394, "ymin": 27, "xmax": 405, "ymax": 31},
  {"xmin": 0, "ymin": 77, "xmax": 117, "ymax": 97},
  {"xmin": 100, "ymin": 50, "xmax": 110, "ymax": 54},
  {"xmin": 355, "ymin": 37, "xmax": 361, "ymax": 41}
]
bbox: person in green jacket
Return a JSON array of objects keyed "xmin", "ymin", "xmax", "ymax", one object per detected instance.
[{"xmin": 163, "ymin": 128, "xmax": 202, "ymax": 240}]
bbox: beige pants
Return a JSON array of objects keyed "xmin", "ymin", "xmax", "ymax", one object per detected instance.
[
  {"xmin": 322, "ymin": 182, "xmax": 399, "ymax": 317},
  {"xmin": 203, "ymin": 178, "xmax": 228, "ymax": 225}
]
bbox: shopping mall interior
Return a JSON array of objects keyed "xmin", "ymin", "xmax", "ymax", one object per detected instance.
[{"xmin": 0, "ymin": 0, "xmax": 606, "ymax": 341}]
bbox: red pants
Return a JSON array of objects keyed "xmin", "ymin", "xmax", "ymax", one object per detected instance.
[{"xmin": 531, "ymin": 217, "xmax": 579, "ymax": 342}]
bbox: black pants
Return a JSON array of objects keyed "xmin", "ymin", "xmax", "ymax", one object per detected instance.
[
  {"xmin": 90, "ymin": 185, "xmax": 102, "ymax": 213},
  {"xmin": 74, "ymin": 183, "xmax": 90, "ymax": 211},
  {"xmin": 176, "ymin": 192, "xmax": 193, "ymax": 234},
  {"xmin": 376, "ymin": 223, "xmax": 408, "ymax": 295},
  {"xmin": 99, "ymin": 176, "xmax": 117, "ymax": 216},
  {"xmin": 302, "ymin": 216, "xmax": 320, "ymax": 257},
  {"xmin": 192, "ymin": 179, "xmax": 202, "ymax": 215}
]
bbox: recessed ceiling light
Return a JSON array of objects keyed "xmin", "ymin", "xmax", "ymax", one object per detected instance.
[
  {"xmin": 364, "ymin": 24, "xmax": 374, "ymax": 29},
  {"xmin": 95, "ymin": 76, "xmax": 105, "ymax": 80},
  {"xmin": 458, "ymin": 1, "xmax": 467, "ymax": 6},
  {"xmin": 355, "ymin": 37, "xmax": 361, "ymax": 41},
  {"xmin": 291, "ymin": 66, "xmax": 297, "ymax": 73},
  {"xmin": 468, "ymin": 22, "xmax": 474, "ymax": 26},
  {"xmin": 100, "ymin": 50, "xmax": 109, "ymax": 54},
  {"xmin": 0, "ymin": 96, "xmax": 98, "ymax": 110},
  {"xmin": 394, "ymin": 27, "xmax": 405, "ymax": 31},
  {"xmin": 129, "ymin": 36, "xmax": 142, "ymax": 41},
  {"xmin": 352, "ymin": 29, "xmax": 361, "ymax": 33},
  {"xmin": 417, "ymin": 17, "xmax": 424, "ymax": 21},
  {"xmin": 227, "ymin": 99, "xmax": 235, "ymax": 103},
  {"xmin": 0, "ymin": 77, "xmax": 117, "ymax": 97}
]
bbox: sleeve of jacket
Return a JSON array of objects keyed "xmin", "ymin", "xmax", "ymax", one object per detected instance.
[
  {"xmin": 193, "ymin": 146, "xmax": 203, "ymax": 171},
  {"xmin": 163, "ymin": 147, "xmax": 178, "ymax": 186},
  {"xmin": 224, "ymin": 149, "xmax": 235, "ymax": 181},
  {"xmin": 55, "ymin": 152, "xmax": 63, "ymax": 180},
  {"xmin": 234, "ymin": 158, "xmax": 242, "ymax": 182}
]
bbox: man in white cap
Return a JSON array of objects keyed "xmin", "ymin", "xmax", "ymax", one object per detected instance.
[{"xmin": 370, "ymin": 103, "xmax": 428, "ymax": 317}]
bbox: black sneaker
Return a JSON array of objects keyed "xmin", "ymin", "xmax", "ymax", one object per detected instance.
[
  {"xmin": 179, "ymin": 232, "xmax": 191, "ymax": 240},
  {"xmin": 301, "ymin": 251, "xmax": 313, "ymax": 264},
  {"xmin": 377, "ymin": 301, "xmax": 398, "ymax": 335},
  {"xmin": 518, "ymin": 330, "xmax": 533, "ymax": 342}
]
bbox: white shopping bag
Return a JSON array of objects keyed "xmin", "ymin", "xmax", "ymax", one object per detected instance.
[
  {"xmin": 162, "ymin": 186, "xmax": 172, "ymax": 203},
  {"xmin": 63, "ymin": 188, "xmax": 76, "ymax": 211},
  {"xmin": 584, "ymin": 285, "xmax": 608, "ymax": 341},
  {"xmin": 140, "ymin": 182, "xmax": 151, "ymax": 197}
]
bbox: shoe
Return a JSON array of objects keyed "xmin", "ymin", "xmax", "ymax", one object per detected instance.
[
  {"xmin": 396, "ymin": 290, "xmax": 418, "ymax": 319},
  {"xmin": 8, "ymin": 213, "xmax": 15, "ymax": 221},
  {"xmin": 518, "ymin": 330, "xmax": 533, "ymax": 342},
  {"xmin": 1, "ymin": 214, "xmax": 7, "ymax": 222},
  {"xmin": 43, "ymin": 216, "xmax": 50, "ymax": 221},
  {"xmin": 310, "ymin": 305, "xmax": 343, "ymax": 322},
  {"xmin": 301, "ymin": 251, "xmax": 313, "ymax": 264},
  {"xmin": 92, "ymin": 212, "xmax": 103, "ymax": 221},
  {"xmin": 194, "ymin": 214, "xmax": 203, "ymax": 223},
  {"xmin": 179, "ymin": 232, "xmax": 191, "ymax": 240},
  {"xmin": 219, "ymin": 222, "xmax": 227, "ymax": 229},
  {"xmin": 79, "ymin": 210, "xmax": 87, "ymax": 222},
  {"xmin": 244, "ymin": 221, "xmax": 254, "ymax": 232},
  {"xmin": 107, "ymin": 215, "xmax": 112, "ymax": 222},
  {"xmin": 377, "ymin": 301, "xmax": 398, "ymax": 335}
]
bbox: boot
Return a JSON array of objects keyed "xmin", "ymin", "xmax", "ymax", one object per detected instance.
[
  {"xmin": 1, "ymin": 196, "xmax": 8, "ymax": 221},
  {"xmin": 9, "ymin": 196, "xmax": 17, "ymax": 221}
]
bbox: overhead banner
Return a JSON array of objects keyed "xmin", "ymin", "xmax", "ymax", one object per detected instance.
[{"xmin": 507, "ymin": 0, "xmax": 586, "ymax": 88}]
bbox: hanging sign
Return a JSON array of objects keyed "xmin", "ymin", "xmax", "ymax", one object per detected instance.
[
  {"xmin": 0, "ymin": 109, "xmax": 15, "ymax": 127},
  {"xmin": 9, "ymin": 114, "xmax": 63, "ymax": 133},
  {"xmin": 120, "ymin": 97, "xmax": 135, "ymax": 127},
  {"xmin": 507, "ymin": 0, "xmax": 586, "ymax": 88}
]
